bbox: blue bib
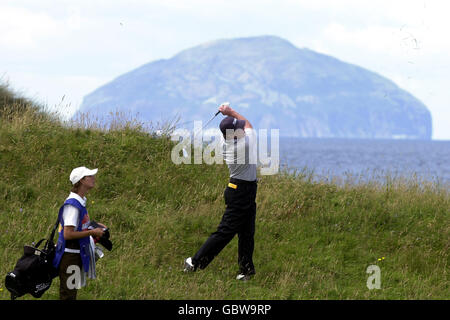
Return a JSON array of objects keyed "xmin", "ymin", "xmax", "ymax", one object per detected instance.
[{"xmin": 52, "ymin": 198, "xmax": 91, "ymax": 273}]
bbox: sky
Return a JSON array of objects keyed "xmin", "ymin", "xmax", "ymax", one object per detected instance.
[{"xmin": 1, "ymin": 0, "xmax": 449, "ymax": 140}]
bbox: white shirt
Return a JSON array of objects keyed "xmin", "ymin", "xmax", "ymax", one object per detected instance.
[{"xmin": 62, "ymin": 192, "xmax": 86, "ymax": 227}]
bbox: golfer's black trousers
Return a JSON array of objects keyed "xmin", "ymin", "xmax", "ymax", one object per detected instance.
[{"xmin": 193, "ymin": 178, "xmax": 257, "ymax": 275}]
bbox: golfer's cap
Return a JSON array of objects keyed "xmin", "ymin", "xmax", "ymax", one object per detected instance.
[
  {"xmin": 70, "ymin": 166, "xmax": 98, "ymax": 185},
  {"xmin": 219, "ymin": 116, "xmax": 246, "ymax": 137}
]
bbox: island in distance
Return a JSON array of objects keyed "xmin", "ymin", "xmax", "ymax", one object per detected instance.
[{"xmin": 77, "ymin": 35, "xmax": 432, "ymax": 139}]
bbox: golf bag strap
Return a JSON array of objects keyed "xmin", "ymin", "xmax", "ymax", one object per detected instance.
[
  {"xmin": 33, "ymin": 218, "xmax": 58, "ymax": 251},
  {"xmin": 49, "ymin": 217, "xmax": 60, "ymax": 242},
  {"xmin": 34, "ymin": 238, "xmax": 47, "ymax": 249},
  {"xmin": 42, "ymin": 217, "xmax": 60, "ymax": 251}
]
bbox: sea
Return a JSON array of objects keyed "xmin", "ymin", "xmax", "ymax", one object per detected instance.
[{"xmin": 277, "ymin": 138, "xmax": 450, "ymax": 186}]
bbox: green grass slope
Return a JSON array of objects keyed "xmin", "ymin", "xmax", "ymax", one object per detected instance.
[{"xmin": 0, "ymin": 101, "xmax": 448, "ymax": 300}]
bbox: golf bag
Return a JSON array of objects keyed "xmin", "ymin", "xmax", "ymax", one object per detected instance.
[{"xmin": 4, "ymin": 218, "xmax": 59, "ymax": 300}]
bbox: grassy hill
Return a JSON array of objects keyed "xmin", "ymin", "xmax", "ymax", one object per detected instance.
[{"xmin": 0, "ymin": 88, "xmax": 448, "ymax": 299}]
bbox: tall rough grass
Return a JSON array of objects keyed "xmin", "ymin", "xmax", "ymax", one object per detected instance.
[{"xmin": 0, "ymin": 89, "xmax": 448, "ymax": 299}]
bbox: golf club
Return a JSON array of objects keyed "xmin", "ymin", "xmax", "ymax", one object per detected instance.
[
  {"xmin": 183, "ymin": 103, "xmax": 228, "ymax": 158},
  {"xmin": 194, "ymin": 102, "xmax": 228, "ymax": 136},
  {"xmin": 201, "ymin": 110, "xmax": 221, "ymax": 131}
]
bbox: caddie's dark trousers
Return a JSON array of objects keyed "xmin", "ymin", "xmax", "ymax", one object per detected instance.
[
  {"xmin": 193, "ymin": 178, "xmax": 257, "ymax": 275},
  {"xmin": 59, "ymin": 252, "xmax": 82, "ymax": 300}
]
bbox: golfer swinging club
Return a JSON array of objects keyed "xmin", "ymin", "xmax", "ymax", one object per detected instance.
[{"xmin": 184, "ymin": 102, "xmax": 258, "ymax": 281}]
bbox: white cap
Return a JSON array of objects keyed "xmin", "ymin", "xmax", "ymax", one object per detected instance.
[{"xmin": 70, "ymin": 166, "xmax": 98, "ymax": 185}]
